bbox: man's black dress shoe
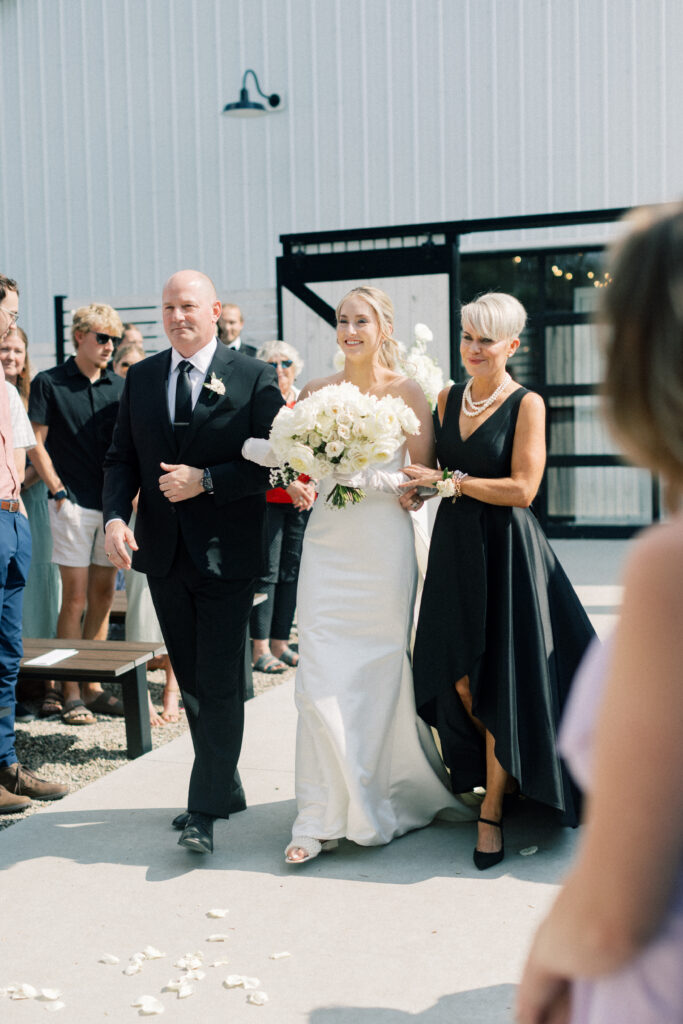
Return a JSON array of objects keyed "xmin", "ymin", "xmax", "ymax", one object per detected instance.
[
  {"xmin": 172, "ymin": 785, "xmax": 247, "ymax": 830},
  {"xmin": 178, "ymin": 812, "xmax": 215, "ymax": 854}
]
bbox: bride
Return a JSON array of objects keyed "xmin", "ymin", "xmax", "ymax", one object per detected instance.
[{"xmin": 281, "ymin": 286, "xmax": 477, "ymax": 864}]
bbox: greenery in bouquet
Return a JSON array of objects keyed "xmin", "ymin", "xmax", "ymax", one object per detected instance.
[{"xmin": 268, "ymin": 382, "xmax": 419, "ymax": 509}]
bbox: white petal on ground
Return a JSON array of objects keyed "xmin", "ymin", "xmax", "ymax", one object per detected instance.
[
  {"xmin": 246, "ymin": 991, "xmax": 269, "ymax": 1005},
  {"xmin": 39, "ymin": 989, "xmax": 62, "ymax": 1000},
  {"xmin": 206, "ymin": 909, "xmax": 228, "ymax": 918},
  {"xmin": 99, "ymin": 954, "xmax": 120, "ymax": 965},
  {"xmin": 43, "ymin": 1002, "xmax": 66, "ymax": 1012},
  {"xmin": 209, "ymin": 959, "xmax": 230, "ymax": 967},
  {"xmin": 269, "ymin": 951, "xmax": 291, "ymax": 960},
  {"xmin": 131, "ymin": 995, "xmax": 165, "ymax": 1014},
  {"xmin": 11, "ymin": 983, "xmax": 38, "ymax": 999},
  {"xmin": 174, "ymin": 954, "xmax": 203, "ymax": 970},
  {"xmin": 130, "ymin": 953, "xmax": 146, "ymax": 964},
  {"xmin": 206, "ymin": 934, "xmax": 230, "ymax": 942},
  {"xmin": 123, "ymin": 964, "xmax": 143, "ymax": 976},
  {"xmin": 162, "ymin": 980, "xmax": 184, "ymax": 992},
  {"xmin": 183, "ymin": 969, "xmax": 205, "ymax": 982},
  {"xmin": 242, "ymin": 977, "xmax": 261, "ymax": 990},
  {"xmin": 142, "ymin": 946, "xmax": 165, "ymax": 960},
  {"xmin": 177, "ymin": 984, "xmax": 193, "ymax": 999},
  {"xmin": 520, "ymin": 846, "xmax": 539, "ymax": 856},
  {"xmin": 223, "ymin": 975, "xmax": 246, "ymax": 988}
]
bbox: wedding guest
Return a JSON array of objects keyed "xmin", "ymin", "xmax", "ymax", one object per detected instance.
[
  {"xmin": 112, "ymin": 341, "xmax": 182, "ymax": 725},
  {"xmin": 120, "ymin": 323, "xmax": 145, "ymax": 348},
  {"xmin": 0, "ymin": 274, "xmax": 68, "ymax": 812},
  {"xmin": 217, "ymin": 302, "xmax": 257, "ymax": 356},
  {"xmin": 403, "ymin": 292, "xmax": 595, "ymax": 868},
  {"xmin": 28, "ymin": 303, "xmax": 125, "ymax": 725},
  {"xmin": 250, "ymin": 341, "xmax": 314, "ymax": 674},
  {"xmin": 112, "ymin": 341, "xmax": 145, "ymax": 376},
  {"xmin": 0, "ymin": 326, "xmax": 62, "ymax": 718},
  {"xmin": 517, "ymin": 203, "xmax": 683, "ymax": 1024}
]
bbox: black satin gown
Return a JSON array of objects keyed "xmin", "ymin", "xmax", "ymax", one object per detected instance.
[{"xmin": 412, "ymin": 384, "xmax": 595, "ymax": 826}]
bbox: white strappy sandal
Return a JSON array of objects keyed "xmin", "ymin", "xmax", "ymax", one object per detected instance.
[{"xmin": 284, "ymin": 837, "xmax": 339, "ymax": 864}]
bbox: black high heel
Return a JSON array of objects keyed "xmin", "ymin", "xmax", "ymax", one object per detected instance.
[{"xmin": 473, "ymin": 816, "xmax": 504, "ymax": 870}]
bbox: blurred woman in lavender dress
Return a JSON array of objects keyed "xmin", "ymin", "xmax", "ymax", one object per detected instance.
[{"xmin": 517, "ymin": 203, "xmax": 683, "ymax": 1024}]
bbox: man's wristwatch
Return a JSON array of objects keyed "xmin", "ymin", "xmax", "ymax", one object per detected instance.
[
  {"xmin": 48, "ymin": 488, "xmax": 68, "ymax": 501},
  {"xmin": 201, "ymin": 468, "xmax": 214, "ymax": 494}
]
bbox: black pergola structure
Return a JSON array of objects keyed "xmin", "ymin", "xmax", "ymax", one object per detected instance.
[{"xmin": 277, "ymin": 208, "xmax": 659, "ymax": 539}]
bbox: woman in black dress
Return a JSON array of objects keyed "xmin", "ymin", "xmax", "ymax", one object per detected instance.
[{"xmin": 402, "ymin": 293, "xmax": 594, "ymax": 869}]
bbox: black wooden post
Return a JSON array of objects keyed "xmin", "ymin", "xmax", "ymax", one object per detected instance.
[{"xmin": 53, "ymin": 295, "xmax": 67, "ymax": 365}]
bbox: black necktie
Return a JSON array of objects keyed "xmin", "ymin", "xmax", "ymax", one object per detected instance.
[{"xmin": 174, "ymin": 360, "xmax": 193, "ymax": 438}]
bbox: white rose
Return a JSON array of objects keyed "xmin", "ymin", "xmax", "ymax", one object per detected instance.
[
  {"xmin": 369, "ymin": 439, "xmax": 397, "ymax": 463},
  {"xmin": 288, "ymin": 443, "xmax": 316, "ymax": 475},
  {"xmin": 307, "ymin": 431, "xmax": 323, "ymax": 448},
  {"xmin": 325, "ymin": 440, "xmax": 345, "ymax": 459}
]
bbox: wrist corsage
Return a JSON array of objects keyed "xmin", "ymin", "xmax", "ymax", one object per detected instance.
[{"xmin": 436, "ymin": 468, "xmax": 468, "ymax": 502}]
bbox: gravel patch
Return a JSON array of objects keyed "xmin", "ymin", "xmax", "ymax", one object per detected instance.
[{"xmin": 0, "ymin": 661, "xmax": 294, "ymax": 833}]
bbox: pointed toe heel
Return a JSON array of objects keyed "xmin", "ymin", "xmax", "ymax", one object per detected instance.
[{"xmin": 473, "ymin": 816, "xmax": 504, "ymax": 871}]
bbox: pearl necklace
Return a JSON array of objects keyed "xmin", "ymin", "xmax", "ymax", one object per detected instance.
[{"xmin": 461, "ymin": 373, "xmax": 511, "ymax": 417}]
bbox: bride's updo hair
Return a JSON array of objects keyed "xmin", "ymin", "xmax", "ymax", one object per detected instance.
[
  {"xmin": 335, "ymin": 285, "xmax": 400, "ymax": 370},
  {"xmin": 461, "ymin": 292, "xmax": 527, "ymax": 341}
]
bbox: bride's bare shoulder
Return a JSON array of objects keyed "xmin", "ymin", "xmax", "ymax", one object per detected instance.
[{"xmin": 298, "ymin": 372, "xmax": 344, "ymax": 400}]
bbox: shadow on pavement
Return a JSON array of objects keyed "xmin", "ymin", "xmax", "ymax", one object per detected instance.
[{"xmin": 308, "ymin": 984, "xmax": 518, "ymax": 1023}]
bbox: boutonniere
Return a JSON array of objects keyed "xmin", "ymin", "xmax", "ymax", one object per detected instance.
[{"xmin": 203, "ymin": 372, "xmax": 226, "ymax": 397}]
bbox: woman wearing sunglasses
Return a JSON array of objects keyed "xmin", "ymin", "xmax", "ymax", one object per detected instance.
[{"xmin": 250, "ymin": 341, "xmax": 315, "ymax": 674}]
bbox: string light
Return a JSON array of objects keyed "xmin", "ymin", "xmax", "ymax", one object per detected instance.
[{"xmin": 513, "ymin": 255, "xmax": 522, "ymax": 263}]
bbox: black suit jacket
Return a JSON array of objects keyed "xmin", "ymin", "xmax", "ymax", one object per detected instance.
[{"xmin": 103, "ymin": 343, "xmax": 284, "ymax": 580}]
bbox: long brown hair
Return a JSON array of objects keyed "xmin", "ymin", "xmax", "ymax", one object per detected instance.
[{"xmin": 600, "ymin": 203, "xmax": 683, "ymax": 503}]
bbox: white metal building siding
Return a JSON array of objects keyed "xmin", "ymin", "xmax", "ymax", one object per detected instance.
[{"xmin": 1, "ymin": 0, "xmax": 681, "ymax": 367}]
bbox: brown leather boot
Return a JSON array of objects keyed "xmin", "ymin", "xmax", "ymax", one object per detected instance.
[
  {"xmin": 0, "ymin": 783, "xmax": 31, "ymax": 814},
  {"xmin": 0, "ymin": 763, "xmax": 68, "ymax": 801}
]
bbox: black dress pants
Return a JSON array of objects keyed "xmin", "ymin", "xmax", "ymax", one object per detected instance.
[{"xmin": 148, "ymin": 538, "xmax": 256, "ymax": 819}]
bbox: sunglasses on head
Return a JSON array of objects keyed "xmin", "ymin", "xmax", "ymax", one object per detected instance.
[
  {"xmin": 269, "ymin": 359, "xmax": 293, "ymax": 369},
  {"xmin": 93, "ymin": 332, "xmax": 120, "ymax": 345}
]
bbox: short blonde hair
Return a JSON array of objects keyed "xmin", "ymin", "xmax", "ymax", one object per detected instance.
[
  {"xmin": 600, "ymin": 202, "xmax": 683, "ymax": 495},
  {"xmin": 257, "ymin": 340, "xmax": 304, "ymax": 377},
  {"xmin": 71, "ymin": 304, "xmax": 123, "ymax": 346},
  {"xmin": 335, "ymin": 285, "xmax": 399, "ymax": 370},
  {"xmin": 461, "ymin": 292, "xmax": 527, "ymax": 341}
]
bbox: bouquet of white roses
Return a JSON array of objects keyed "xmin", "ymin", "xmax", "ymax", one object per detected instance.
[
  {"xmin": 397, "ymin": 323, "xmax": 451, "ymax": 411},
  {"xmin": 268, "ymin": 382, "xmax": 419, "ymax": 509}
]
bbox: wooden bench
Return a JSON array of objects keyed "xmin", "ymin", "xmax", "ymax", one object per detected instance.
[{"xmin": 19, "ymin": 638, "xmax": 166, "ymax": 760}]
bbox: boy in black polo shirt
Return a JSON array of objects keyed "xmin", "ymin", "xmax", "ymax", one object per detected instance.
[{"xmin": 29, "ymin": 304, "xmax": 125, "ymax": 724}]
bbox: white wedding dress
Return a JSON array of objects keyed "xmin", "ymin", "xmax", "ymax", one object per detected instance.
[{"xmin": 291, "ymin": 447, "xmax": 477, "ymax": 846}]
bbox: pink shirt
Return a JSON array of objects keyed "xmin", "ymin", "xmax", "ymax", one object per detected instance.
[{"xmin": 0, "ymin": 361, "xmax": 20, "ymax": 499}]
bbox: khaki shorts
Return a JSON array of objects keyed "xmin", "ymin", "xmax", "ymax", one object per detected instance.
[{"xmin": 48, "ymin": 499, "xmax": 110, "ymax": 568}]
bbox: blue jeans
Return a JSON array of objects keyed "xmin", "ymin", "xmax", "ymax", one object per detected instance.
[{"xmin": 0, "ymin": 511, "xmax": 32, "ymax": 767}]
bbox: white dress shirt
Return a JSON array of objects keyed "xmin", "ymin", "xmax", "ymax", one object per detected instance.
[{"xmin": 167, "ymin": 337, "xmax": 218, "ymax": 423}]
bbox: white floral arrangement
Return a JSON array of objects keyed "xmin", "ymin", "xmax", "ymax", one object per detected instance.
[
  {"xmin": 397, "ymin": 323, "xmax": 450, "ymax": 410},
  {"xmin": 268, "ymin": 382, "xmax": 419, "ymax": 509}
]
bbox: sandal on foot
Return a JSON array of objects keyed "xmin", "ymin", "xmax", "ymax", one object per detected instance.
[
  {"xmin": 39, "ymin": 689, "xmax": 64, "ymax": 718},
  {"xmin": 85, "ymin": 693, "xmax": 125, "ymax": 717},
  {"xmin": 285, "ymin": 837, "xmax": 339, "ymax": 864},
  {"xmin": 253, "ymin": 654, "xmax": 287, "ymax": 675},
  {"xmin": 61, "ymin": 699, "xmax": 96, "ymax": 726},
  {"xmin": 473, "ymin": 816, "xmax": 504, "ymax": 871},
  {"xmin": 278, "ymin": 648, "xmax": 299, "ymax": 667}
]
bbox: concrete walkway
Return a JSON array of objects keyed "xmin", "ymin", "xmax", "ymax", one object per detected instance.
[{"xmin": 0, "ymin": 541, "xmax": 630, "ymax": 1023}]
